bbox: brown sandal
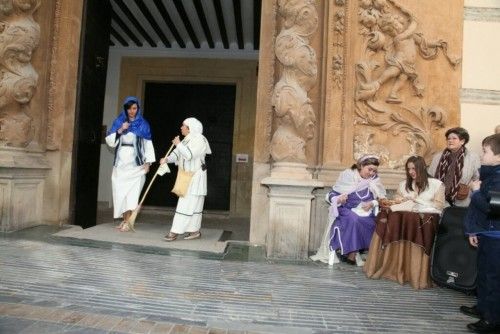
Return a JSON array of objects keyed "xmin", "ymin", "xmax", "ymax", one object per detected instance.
[
  {"xmin": 164, "ymin": 232, "xmax": 178, "ymax": 241},
  {"xmin": 119, "ymin": 223, "xmax": 131, "ymax": 232},
  {"xmin": 183, "ymin": 231, "xmax": 201, "ymax": 240},
  {"xmin": 115, "ymin": 221, "xmax": 126, "ymax": 229}
]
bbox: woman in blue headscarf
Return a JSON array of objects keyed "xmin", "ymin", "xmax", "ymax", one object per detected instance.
[{"xmin": 106, "ymin": 96, "xmax": 156, "ymax": 231}]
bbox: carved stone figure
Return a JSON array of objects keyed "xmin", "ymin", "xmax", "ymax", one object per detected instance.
[
  {"xmin": 271, "ymin": 0, "xmax": 318, "ymax": 164},
  {"xmin": 0, "ymin": 0, "xmax": 40, "ymax": 147},
  {"xmin": 271, "ymin": 82, "xmax": 315, "ymax": 162},
  {"xmin": 356, "ymin": 0, "xmax": 460, "ymax": 103},
  {"xmin": 353, "ymin": 0, "xmax": 459, "ymax": 166}
]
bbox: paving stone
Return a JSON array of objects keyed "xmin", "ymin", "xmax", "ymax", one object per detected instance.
[
  {"xmin": 132, "ymin": 319, "xmax": 156, "ymax": 333},
  {"xmin": 150, "ymin": 321, "xmax": 174, "ymax": 334},
  {"xmin": 19, "ymin": 319, "xmax": 68, "ymax": 333},
  {"xmin": 0, "ymin": 316, "xmax": 35, "ymax": 333},
  {"xmin": 59, "ymin": 310, "xmax": 87, "ymax": 324},
  {"xmin": 170, "ymin": 324, "xmax": 192, "ymax": 334},
  {"xmin": 76, "ymin": 313, "xmax": 109, "ymax": 328},
  {"xmin": 189, "ymin": 325, "xmax": 209, "ymax": 334},
  {"xmin": 0, "ymin": 235, "xmax": 476, "ymax": 334},
  {"xmin": 24, "ymin": 305, "xmax": 58, "ymax": 321},
  {"xmin": 94, "ymin": 314, "xmax": 123, "ymax": 331},
  {"xmin": 111, "ymin": 318, "xmax": 140, "ymax": 332}
]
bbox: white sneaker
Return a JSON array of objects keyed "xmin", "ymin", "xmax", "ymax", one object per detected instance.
[
  {"xmin": 355, "ymin": 252, "xmax": 365, "ymax": 267},
  {"xmin": 328, "ymin": 251, "xmax": 340, "ymax": 266}
]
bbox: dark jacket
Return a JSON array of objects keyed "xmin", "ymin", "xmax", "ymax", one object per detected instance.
[{"xmin": 464, "ymin": 165, "xmax": 500, "ymax": 236}]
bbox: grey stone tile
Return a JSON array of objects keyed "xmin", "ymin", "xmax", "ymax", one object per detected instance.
[
  {"xmin": 63, "ymin": 325, "xmax": 110, "ymax": 334},
  {"xmin": 19, "ymin": 320, "xmax": 68, "ymax": 333},
  {"xmin": 0, "ymin": 316, "xmax": 36, "ymax": 333}
]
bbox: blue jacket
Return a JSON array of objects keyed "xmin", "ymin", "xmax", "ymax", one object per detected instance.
[{"xmin": 464, "ymin": 165, "xmax": 500, "ymax": 238}]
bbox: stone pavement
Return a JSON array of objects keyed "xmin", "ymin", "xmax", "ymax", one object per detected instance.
[
  {"xmin": 53, "ymin": 223, "xmax": 227, "ymax": 254},
  {"xmin": 0, "ymin": 226, "xmax": 477, "ymax": 334}
]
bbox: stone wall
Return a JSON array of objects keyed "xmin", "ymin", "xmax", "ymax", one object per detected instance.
[
  {"xmin": 251, "ymin": 0, "xmax": 465, "ymax": 254},
  {"xmin": 0, "ymin": 0, "xmax": 83, "ymax": 230}
]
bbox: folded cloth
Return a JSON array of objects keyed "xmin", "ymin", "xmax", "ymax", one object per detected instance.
[
  {"xmin": 157, "ymin": 163, "xmax": 171, "ymax": 176},
  {"xmin": 351, "ymin": 202, "xmax": 374, "ymax": 217}
]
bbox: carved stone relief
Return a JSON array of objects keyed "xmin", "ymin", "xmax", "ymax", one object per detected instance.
[
  {"xmin": 353, "ymin": 0, "xmax": 461, "ymax": 167},
  {"xmin": 0, "ymin": 0, "xmax": 40, "ymax": 147},
  {"xmin": 270, "ymin": 0, "xmax": 318, "ymax": 164}
]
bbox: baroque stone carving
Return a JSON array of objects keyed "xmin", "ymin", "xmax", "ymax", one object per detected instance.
[
  {"xmin": 353, "ymin": 0, "xmax": 459, "ymax": 166},
  {"xmin": 356, "ymin": 0, "xmax": 460, "ymax": 103},
  {"xmin": 0, "ymin": 0, "xmax": 40, "ymax": 147},
  {"xmin": 270, "ymin": 0, "xmax": 318, "ymax": 164}
]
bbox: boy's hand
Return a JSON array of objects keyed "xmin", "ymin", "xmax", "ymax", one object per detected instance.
[{"xmin": 468, "ymin": 235, "xmax": 478, "ymax": 247}]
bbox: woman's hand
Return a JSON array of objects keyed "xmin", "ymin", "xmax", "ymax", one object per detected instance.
[
  {"xmin": 338, "ymin": 193, "xmax": 348, "ymax": 204},
  {"xmin": 468, "ymin": 235, "xmax": 478, "ymax": 247},
  {"xmin": 143, "ymin": 163, "xmax": 150, "ymax": 173},
  {"xmin": 118, "ymin": 122, "xmax": 129, "ymax": 134},
  {"xmin": 361, "ymin": 201, "xmax": 374, "ymax": 211},
  {"xmin": 470, "ymin": 180, "xmax": 481, "ymax": 192},
  {"xmin": 172, "ymin": 136, "xmax": 181, "ymax": 146},
  {"xmin": 160, "ymin": 157, "xmax": 167, "ymax": 165}
]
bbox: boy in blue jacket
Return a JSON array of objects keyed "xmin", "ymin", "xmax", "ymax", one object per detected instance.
[{"xmin": 460, "ymin": 133, "xmax": 500, "ymax": 333}]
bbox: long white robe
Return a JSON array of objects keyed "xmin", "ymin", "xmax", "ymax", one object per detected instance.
[
  {"xmin": 167, "ymin": 134, "xmax": 210, "ymax": 234},
  {"xmin": 106, "ymin": 132, "xmax": 156, "ymax": 218}
]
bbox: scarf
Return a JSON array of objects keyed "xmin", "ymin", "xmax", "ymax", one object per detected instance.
[
  {"xmin": 434, "ymin": 146, "xmax": 465, "ymax": 203},
  {"xmin": 328, "ymin": 168, "xmax": 386, "ymax": 223},
  {"xmin": 108, "ymin": 96, "xmax": 152, "ymax": 140},
  {"xmin": 183, "ymin": 117, "xmax": 212, "ymax": 154}
]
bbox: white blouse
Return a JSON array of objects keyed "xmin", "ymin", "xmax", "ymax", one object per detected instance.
[{"xmin": 394, "ymin": 178, "xmax": 445, "ymax": 214}]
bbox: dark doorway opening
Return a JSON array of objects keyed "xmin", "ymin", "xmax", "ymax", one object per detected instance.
[
  {"xmin": 142, "ymin": 82, "xmax": 236, "ymax": 211},
  {"xmin": 70, "ymin": 0, "xmax": 111, "ymax": 228}
]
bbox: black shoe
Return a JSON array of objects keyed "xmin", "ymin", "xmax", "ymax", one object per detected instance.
[
  {"xmin": 461, "ymin": 305, "xmax": 481, "ymax": 319},
  {"xmin": 335, "ymin": 250, "xmax": 347, "ymax": 263},
  {"xmin": 345, "ymin": 258, "xmax": 356, "ymax": 265},
  {"xmin": 467, "ymin": 319, "xmax": 500, "ymax": 333}
]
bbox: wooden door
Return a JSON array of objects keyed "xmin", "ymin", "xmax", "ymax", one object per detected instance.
[{"xmin": 142, "ymin": 82, "xmax": 236, "ymax": 211}]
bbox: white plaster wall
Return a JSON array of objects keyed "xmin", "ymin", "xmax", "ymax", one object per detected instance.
[
  {"xmin": 464, "ymin": 0, "xmax": 500, "ymax": 7},
  {"xmin": 462, "ymin": 21, "xmax": 500, "ymax": 90},
  {"xmin": 462, "ymin": 103, "xmax": 500, "ymax": 153},
  {"xmin": 97, "ymin": 52, "xmax": 121, "ymax": 206},
  {"xmin": 461, "ymin": 2, "xmax": 500, "ymax": 157}
]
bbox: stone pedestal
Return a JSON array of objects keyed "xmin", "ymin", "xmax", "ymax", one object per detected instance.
[
  {"xmin": 262, "ymin": 176, "xmax": 323, "ymax": 260},
  {"xmin": 0, "ymin": 151, "xmax": 50, "ymax": 232}
]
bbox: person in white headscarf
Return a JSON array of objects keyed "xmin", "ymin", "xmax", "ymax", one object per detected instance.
[
  {"xmin": 310, "ymin": 155, "xmax": 387, "ymax": 266},
  {"xmin": 160, "ymin": 117, "xmax": 212, "ymax": 241}
]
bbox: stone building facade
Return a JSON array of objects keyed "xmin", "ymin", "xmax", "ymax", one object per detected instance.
[{"xmin": 1, "ymin": 0, "xmax": 499, "ymax": 260}]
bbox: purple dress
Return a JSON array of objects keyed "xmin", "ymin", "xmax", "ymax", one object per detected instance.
[{"xmin": 329, "ymin": 187, "xmax": 376, "ymax": 255}]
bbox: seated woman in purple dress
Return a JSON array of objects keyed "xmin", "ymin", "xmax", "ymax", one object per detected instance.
[{"xmin": 311, "ymin": 155, "xmax": 386, "ymax": 266}]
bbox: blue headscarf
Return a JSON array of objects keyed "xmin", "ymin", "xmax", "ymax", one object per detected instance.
[{"xmin": 108, "ymin": 96, "xmax": 152, "ymax": 140}]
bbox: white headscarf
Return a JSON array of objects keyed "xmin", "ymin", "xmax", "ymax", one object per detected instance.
[
  {"xmin": 184, "ymin": 117, "xmax": 203, "ymax": 135},
  {"xmin": 184, "ymin": 117, "xmax": 212, "ymax": 154},
  {"xmin": 332, "ymin": 169, "xmax": 386, "ymax": 199}
]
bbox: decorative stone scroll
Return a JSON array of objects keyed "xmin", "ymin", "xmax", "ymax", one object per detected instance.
[
  {"xmin": 0, "ymin": 0, "xmax": 40, "ymax": 147},
  {"xmin": 353, "ymin": 0, "xmax": 461, "ymax": 166},
  {"xmin": 270, "ymin": 0, "xmax": 318, "ymax": 164}
]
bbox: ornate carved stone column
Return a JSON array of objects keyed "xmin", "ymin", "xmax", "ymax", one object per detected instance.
[
  {"xmin": 253, "ymin": 0, "xmax": 323, "ymax": 259},
  {"xmin": 0, "ymin": 0, "xmax": 81, "ymax": 231},
  {"xmin": 0, "ymin": 0, "xmax": 49, "ymax": 231}
]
